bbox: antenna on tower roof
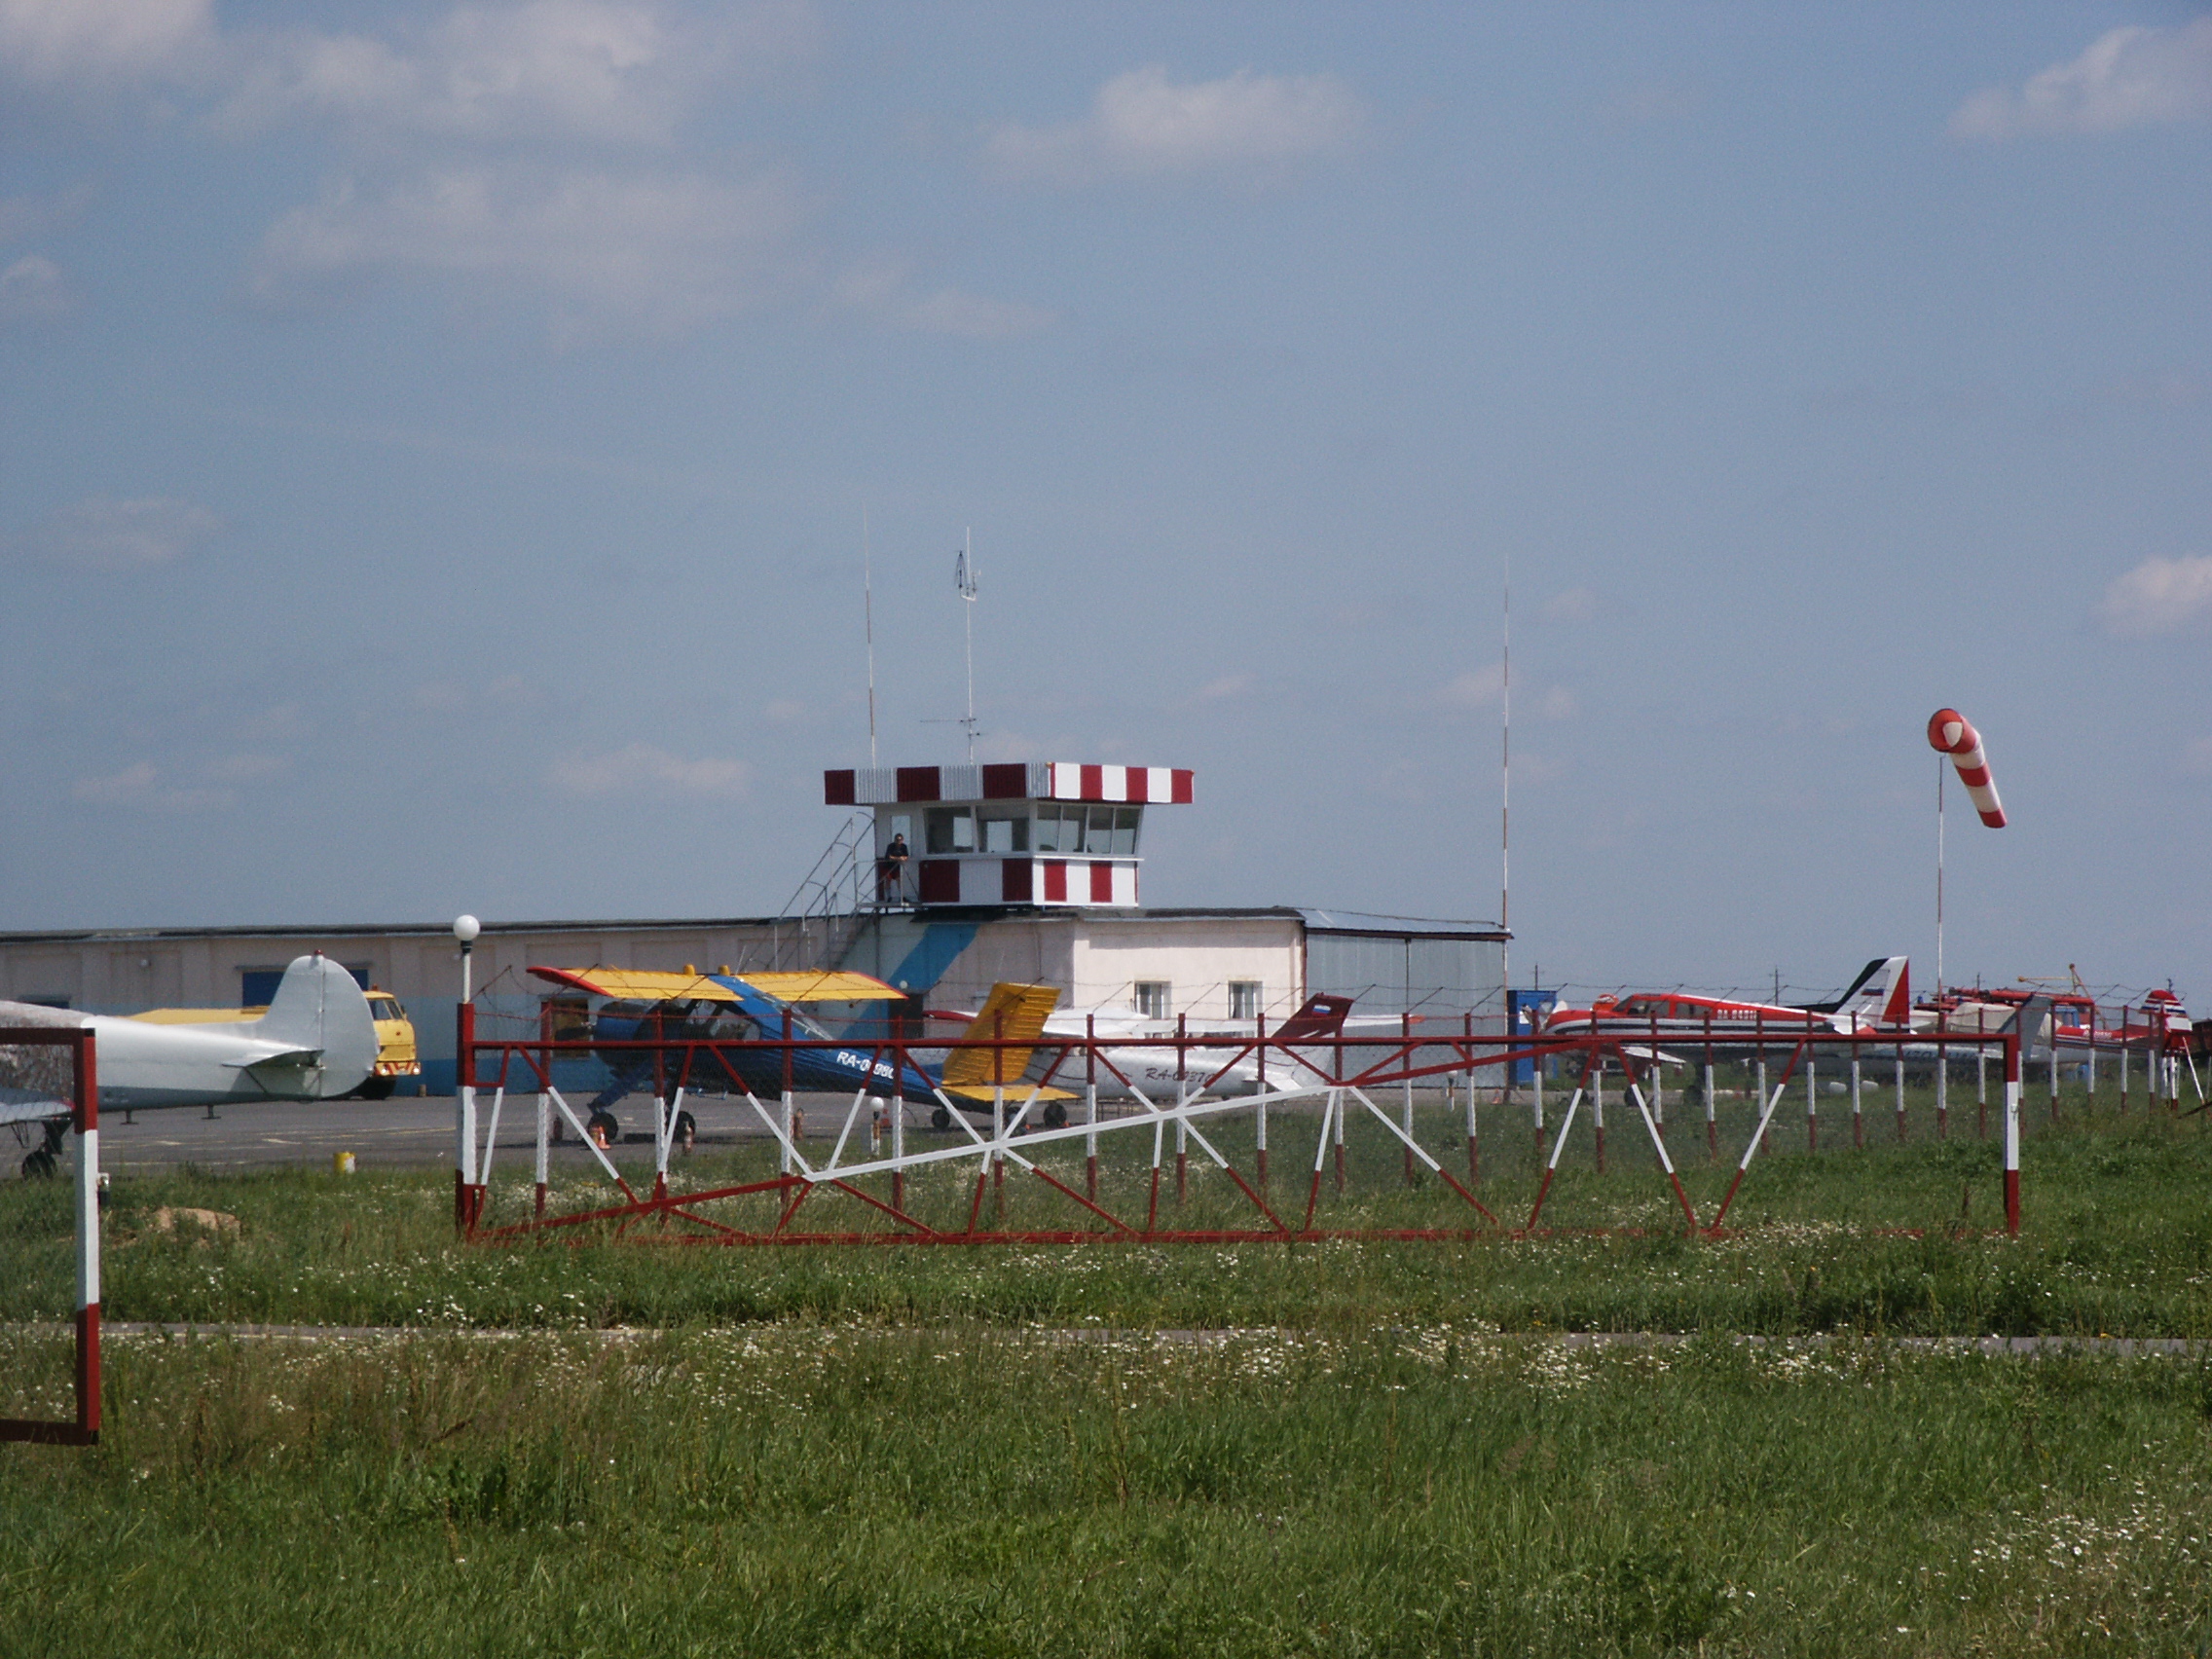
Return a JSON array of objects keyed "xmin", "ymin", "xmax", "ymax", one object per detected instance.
[
  {"xmin": 863, "ymin": 504, "xmax": 877, "ymax": 768},
  {"xmin": 954, "ymin": 528, "xmax": 979, "ymax": 762}
]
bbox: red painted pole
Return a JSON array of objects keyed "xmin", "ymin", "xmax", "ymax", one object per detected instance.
[
  {"xmin": 455, "ymin": 999, "xmax": 475, "ymax": 1235},
  {"xmin": 1465, "ymin": 1012, "xmax": 1479, "ymax": 1185},
  {"xmin": 1403, "ymin": 1013, "xmax": 1416, "ymax": 1188},
  {"xmin": 1086, "ymin": 1015, "xmax": 1099, "ymax": 1200},
  {"xmin": 76, "ymin": 1030, "xmax": 99, "ymax": 1443},
  {"xmin": 1254, "ymin": 1011, "xmax": 1271, "ymax": 1191},
  {"xmin": 2004, "ymin": 1030, "xmax": 2021, "ymax": 1235},
  {"xmin": 1175, "ymin": 1014, "xmax": 1188, "ymax": 1204}
]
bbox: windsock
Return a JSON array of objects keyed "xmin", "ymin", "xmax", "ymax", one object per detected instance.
[{"xmin": 1927, "ymin": 708, "xmax": 2006, "ymax": 828}]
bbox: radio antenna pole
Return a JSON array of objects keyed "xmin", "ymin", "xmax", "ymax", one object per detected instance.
[
  {"xmin": 864, "ymin": 505, "xmax": 878, "ymax": 768},
  {"xmin": 954, "ymin": 529, "xmax": 979, "ymax": 761},
  {"xmin": 1501, "ymin": 549, "xmax": 1511, "ymax": 980}
]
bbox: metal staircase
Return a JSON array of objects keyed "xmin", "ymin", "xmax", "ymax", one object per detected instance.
[{"xmin": 741, "ymin": 812, "xmax": 873, "ymax": 973}]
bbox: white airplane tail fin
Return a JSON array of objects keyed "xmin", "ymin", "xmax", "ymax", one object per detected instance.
[
  {"xmin": 1821, "ymin": 956, "xmax": 1911, "ymax": 1026},
  {"xmin": 253, "ymin": 955, "xmax": 377, "ymax": 1097}
]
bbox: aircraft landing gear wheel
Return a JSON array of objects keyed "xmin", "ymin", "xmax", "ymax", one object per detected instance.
[
  {"xmin": 1042, "ymin": 1100, "xmax": 1068, "ymax": 1129},
  {"xmin": 587, "ymin": 1110, "xmax": 619, "ymax": 1150},
  {"xmin": 357, "ymin": 1076, "xmax": 395, "ymax": 1100},
  {"xmin": 930, "ymin": 1105, "xmax": 952, "ymax": 1130},
  {"xmin": 674, "ymin": 1110, "xmax": 696, "ymax": 1153}
]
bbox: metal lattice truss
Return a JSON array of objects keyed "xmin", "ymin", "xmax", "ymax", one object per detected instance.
[{"xmin": 452, "ymin": 1019, "xmax": 2070, "ymax": 1244}]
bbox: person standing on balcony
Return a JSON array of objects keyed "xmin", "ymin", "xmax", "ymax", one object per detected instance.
[{"xmin": 878, "ymin": 831, "xmax": 909, "ymax": 902}]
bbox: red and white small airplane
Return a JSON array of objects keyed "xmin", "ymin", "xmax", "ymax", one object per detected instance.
[{"xmin": 1541, "ymin": 957, "xmax": 1914, "ymax": 1049}]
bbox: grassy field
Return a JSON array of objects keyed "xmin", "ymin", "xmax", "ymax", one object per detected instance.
[
  {"xmin": 4, "ymin": 1324, "xmax": 2210, "ymax": 1656},
  {"xmin": 5, "ymin": 1088, "xmax": 2212, "ymax": 1655}
]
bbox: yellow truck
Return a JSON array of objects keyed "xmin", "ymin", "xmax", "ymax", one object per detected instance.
[{"xmin": 129, "ymin": 988, "xmax": 422, "ymax": 1098}]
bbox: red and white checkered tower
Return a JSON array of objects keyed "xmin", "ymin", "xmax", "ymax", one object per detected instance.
[{"xmin": 825, "ymin": 762, "xmax": 1194, "ymax": 908}]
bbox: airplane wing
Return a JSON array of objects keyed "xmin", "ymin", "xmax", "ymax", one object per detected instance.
[
  {"xmin": 529, "ymin": 967, "xmax": 903, "ymax": 1004},
  {"xmin": 728, "ymin": 971, "xmax": 903, "ymax": 1004},
  {"xmin": 530, "ymin": 967, "xmax": 742, "ymax": 1002}
]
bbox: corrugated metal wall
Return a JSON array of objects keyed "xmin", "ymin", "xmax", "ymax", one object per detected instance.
[
  {"xmin": 1305, "ymin": 932, "xmax": 1504, "ymax": 1016},
  {"xmin": 1305, "ymin": 930, "xmax": 1508, "ymax": 1088}
]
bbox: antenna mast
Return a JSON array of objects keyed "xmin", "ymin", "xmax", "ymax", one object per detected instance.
[
  {"xmin": 954, "ymin": 528, "xmax": 979, "ymax": 761},
  {"xmin": 864, "ymin": 506, "xmax": 877, "ymax": 768},
  {"xmin": 1500, "ymin": 550, "xmax": 1511, "ymax": 984}
]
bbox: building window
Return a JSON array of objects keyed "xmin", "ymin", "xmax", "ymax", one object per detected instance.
[
  {"xmin": 925, "ymin": 806, "xmax": 976, "ymax": 854},
  {"xmin": 1229, "ymin": 981, "xmax": 1262, "ymax": 1021},
  {"xmin": 981, "ymin": 812, "xmax": 1028, "ymax": 854},
  {"xmin": 1133, "ymin": 981, "xmax": 1171, "ymax": 1019}
]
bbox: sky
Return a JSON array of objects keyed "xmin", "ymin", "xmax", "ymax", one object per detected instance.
[{"xmin": 2, "ymin": 1, "xmax": 2209, "ymax": 1006}]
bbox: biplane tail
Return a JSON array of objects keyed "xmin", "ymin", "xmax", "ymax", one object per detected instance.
[{"xmin": 940, "ymin": 982, "xmax": 1075, "ymax": 1103}]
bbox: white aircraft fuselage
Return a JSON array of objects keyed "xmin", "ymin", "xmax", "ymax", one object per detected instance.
[{"xmin": 0, "ymin": 954, "xmax": 378, "ymax": 1120}]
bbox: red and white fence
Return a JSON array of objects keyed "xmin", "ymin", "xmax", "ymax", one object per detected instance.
[{"xmin": 452, "ymin": 1006, "xmax": 2051, "ymax": 1245}]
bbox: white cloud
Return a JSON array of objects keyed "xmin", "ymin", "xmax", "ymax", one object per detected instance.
[
  {"xmin": 249, "ymin": 164, "xmax": 808, "ymax": 339},
  {"xmin": 0, "ymin": 0, "xmax": 212, "ymax": 84},
  {"xmin": 1420, "ymin": 663, "xmax": 1575, "ymax": 719},
  {"xmin": 0, "ymin": 253, "xmax": 69, "ymax": 319},
  {"xmin": 1423, "ymin": 664, "xmax": 1504, "ymax": 711},
  {"xmin": 7, "ymin": 496, "xmax": 218, "ymax": 570},
  {"xmin": 832, "ymin": 255, "xmax": 1052, "ymax": 339},
  {"xmin": 550, "ymin": 744, "xmax": 750, "ymax": 797},
  {"xmin": 1540, "ymin": 586, "xmax": 1597, "ymax": 623},
  {"xmin": 2098, "ymin": 554, "xmax": 2212, "ymax": 637},
  {"xmin": 70, "ymin": 761, "xmax": 230, "ymax": 812},
  {"xmin": 1951, "ymin": 20, "xmax": 2212, "ymax": 139},
  {"xmin": 988, "ymin": 65, "xmax": 1362, "ymax": 183},
  {"xmin": 213, "ymin": 0, "xmax": 713, "ymax": 146}
]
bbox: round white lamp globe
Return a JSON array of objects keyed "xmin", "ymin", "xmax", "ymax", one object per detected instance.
[{"xmin": 453, "ymin": 914, "xmax": 481, "ymax": 944}]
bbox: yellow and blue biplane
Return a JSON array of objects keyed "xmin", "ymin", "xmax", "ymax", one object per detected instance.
[{"xmin": 527, "ymin": 966, "xmax": 1073, "ymax": 1141}]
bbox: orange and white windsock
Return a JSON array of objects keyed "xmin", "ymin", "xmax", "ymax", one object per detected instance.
[{"xmin": 1927, "ymin": 709, "xmax": 2006, "ymax": 828}]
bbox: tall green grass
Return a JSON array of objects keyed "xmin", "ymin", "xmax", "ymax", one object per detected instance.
[
  {"xmin": 3, "ymin": 1325, "xmax": 2208, "ymax": 1656},
  {"xmin": 4, "ymin": 1094, "xmax": 2208, "ymax": 1338}
]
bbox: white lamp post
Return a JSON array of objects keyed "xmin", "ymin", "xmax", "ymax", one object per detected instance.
[{"xmin": 454, "ymin": 913, "xmax": 481, "ymax": 1002}]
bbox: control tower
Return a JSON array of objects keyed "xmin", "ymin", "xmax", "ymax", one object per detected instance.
[{"xmin": 825, "ymin": 762, "xmax": 1193, "ymax": 909}]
